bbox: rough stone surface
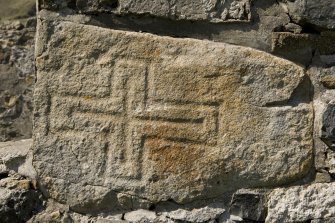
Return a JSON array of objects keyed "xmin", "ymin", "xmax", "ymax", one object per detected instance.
[
  {"xmin": 162, "ymin": 205, "xmax": 226, "ymax": 222},
  {"xmin": 271, "ymin": 32, "xmax": 335, "ymax": 67},
  {"xmin": 326, "ymin": 150, "xmax": 335, "ymax": 178},
  {"xmin": 0, "ymin": 174, "xmax": 43, "ymax": 223},
  {"xmin": 229, "ymin": 189, "xmax": 267, "ymax": 221},
  {"xmin": 0, "ymin": 19, "xmax": 35, "ymax": 142},
  {"xmin": 312, "ymin": 218, "xmax": 335, "ymax": 223},
  {"xmin": 40, "ymin": 0, "xmax": 252, "ymax": 23},
  {"xmin": 38, "ymin": 0, "xmax": 291, "ymax": 52},
  {"xmin": 33, "ymin": 14, "xmax": 313, "ymax": 213},
  {"xmin": 124, "ymin": 209, "xmax": 156, "ymax": 222},
  {"xmin": 308, "ymin": 66, "xmax": 335, "ymax": 179},
  {"xmin": 0, "ymin": 139, "xmax": 36, "ymax": 179},
  {"xmin": 280, "ymin": 0, "xmax": 335, "ymax": 30},
  {"xmin": 321, "ymin": 103, "xmax": 335, "ymax": 149},
  {"xmin": 266, "ymin": 183, "xmax": 335, "ymax": 223},
  {"xmin": 8, "ymin": 0, "xmax": 333, "ymax": 221},
  {"xmin": 321, "ymin": 75, "xmax": 335, "ymax": 89}
]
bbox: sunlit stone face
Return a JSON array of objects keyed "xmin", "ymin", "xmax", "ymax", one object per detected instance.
[{"xmin": 33, "ymin": 20, "xmax": 313, "ymax": 212}]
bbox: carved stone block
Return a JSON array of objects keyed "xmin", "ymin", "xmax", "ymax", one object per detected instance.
[{"xmin": 33, "ymin": 18, "xmax": 313, "ymax": 213}]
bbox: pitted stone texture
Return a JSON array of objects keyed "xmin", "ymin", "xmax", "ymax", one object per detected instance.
[
  {"xmin": 34, "ymin": 19, "xmax": 313, "ymax": 213},
  {"xmin": 40, "ymin": 0, "xmax": 252, "ymax": 23},
  {"xmin": 280, "ymin": 0, "xmax": 335, "ymax": 30},
  {"xmin": 266, "ymin": 183, "xmax": 335, "ymax": 223}
]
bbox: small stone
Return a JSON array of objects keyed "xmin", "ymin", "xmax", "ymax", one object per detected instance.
[
  {"xmin": 315, "ymin": 171, "xmax": 332, "ymax": 183},
  {"xmin": 267, "ymin": 183, "xmax": 335, "ymax": 222},
  {"xmin": 164, "ymin": 205, "xmax": 226, "ymax": 223},
  {"xmin": 218, "ymin": 212, "xmax": 243, "ymax": 223},
  {"xmin": 124, "ymin": 209, "xmax": 157, "ymax": 223},
  {"xmin": 230, "ymin": 189, "xmax": 267, "ymax": 221},
  {"xmin": 284, "ymin": 23, "xmax": 302, "ymax": 33},
  {"xmin": 321, "ymin": 75, "xmax": 335, "ymax": 89},
  {"xmin": 117, "ymin": 193, "xmax": 132, "ymax": 209},
  {"xmin": 0, "ymin": 139, "xmax": 35, "ymax": 179},
  {"xmin": 282, "ymin": 0, "xmax": 335, "ymax": 30},
  {"xmin": 321, "ymin": 103, "xmax": 335, "ymax": 148},
  {"xmin": 325, "ymin": 149, "xmax": 335, "ymax": 177},
  {"xmin": 312, "ymin": 217, "xmax": 335, "ymax": 223},
  {"xmin": 0, "ymin": 176, "xmax": 43, "ymax": 223}
]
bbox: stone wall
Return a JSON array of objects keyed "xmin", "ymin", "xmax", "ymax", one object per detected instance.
[
  {"xmin": 1, "ymin": 0, "xmax": 335, "ymax": 222},
  {"xmin": 0, "ymin": 0, "xmax": 36, "ymax": 141}
]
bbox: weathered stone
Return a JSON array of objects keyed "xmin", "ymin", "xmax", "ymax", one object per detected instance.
[
  {"xmin": 0, "ymin": 139, "xmax": 36, "ymax": 179},
  {"xmin": 124, "ymin": 209, "xmax": 156, "ymax": 223},
  {"xmin": 40, "ymin": 0, "xmax": 252, "ymax": 23},
  {"xmin": 0, "ymin": 175, "xmax": 43, "ymax": 223},
  {"xmin": 271, "ymin": 32, "xmax": 315, "ymax": 66},
  {"xmin": 218, "ymin": 212, "xmax": 243, "ymax": 223},
  {"xmin": 0, "ymin": 20, "xmax": 35, "ymax": 142},
  {"xmin": 308, "ymin": 66, "xmax": 335, "ymax": 179},
  {"xmin": 280, "ymin": 0, "xmax": 335, "ymax": 31},
  {"xmin": 34, "ymin": 16, "xmax": 313, "ymax": 212},
  {"xmin": 321, "ymin": 75, "xmax": 335, "ymax": 89},
  {"xmin": 271, "ymin": 32, "xmax": 335, "ymax": 67},
  {"xmin": 119, "ymin": 0, "xmax": 252, "ymax": 23},
  {"xmin": 266, "ymin": 183, "xmax": 335, "ymax": 223},
  {"xmin": 325, "ymin": 149, "xmax": 335, "ymax": 178},
  {"xmin": 314, "ymin": 171, "xmax": 332, "ymax": 183},
  {"xmin": 284, "ymin": 23, "xmax": 302, "ymax": 34},
  {"xmin": 229, "ymin": 189, "xmax": 267, "ymax": 221},
  {"xmin": 28, "ymin": 199, "xmax": 127, "ymax": 223},
  {"xmin": 162, "ymin": 205, "xmax": 226, "ymax": 223},
  {"xmin": 321, "ymin": 103, "xmax": 335, "ymax": 149},
  {"xmin": 37, "ymin": 0, "xmax": 291, "ymax": 52},
  {"xmin": 312, "ymin": 217, "xmax": 335, "ymax": 223}
]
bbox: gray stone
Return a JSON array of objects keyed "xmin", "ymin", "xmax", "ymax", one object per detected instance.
[
  {"xmin": 38, "ymin": 0, "xmax": 291, "ymax": 52},
  {"xmin": 229, "ymin": 189, "xmax": 267, "ymax": 221},
  {"xmin": 33, "ymin": 15, "xmax": 313, "ymax": 213},
  {"xmin": 280, "ymin": 0, "xmax": 335, "ymax": 30},
  {"xmin": 163, "ymin": 205, "xmax": 226, "ymax": 222},
  {"xmin": 325, "ymin": 149, "xmax": 335, "ymax": 178},
  {"xmin": 312, "ymin": 217, "xmax": 335, "ymax": 223},
  {"xmin": 0, "ymin": 175, "xmax": 43, "ymax": 223},
  {"xmin": 118, "ymin": 0, "xmax": 252, "ymax": 23},
  {"xmin": 284, "ymin": 23, "xmax": 302, "ymax": 34},
  {"xmin": 0, "ymin": 139, "xmax": 36, "ymax": 179},
  {"xmin": 271, "ymin": 31, "xmax": 335, "ymax": 67},
  {"xmin": 308, "ymin": 66, "xmax": 335, "ymax": 173},
  {"xmin": 266, "ymin": 183, "xmax": 335, "ymax": 223},
  {"xmin": 40, "ymin": 0, "xmax": 252, "ymax": 23},
  {"xmin": 321, "ymin": 103, "xmax": 335, "ymax": 149},
  {"xmin": 124, "ymin": 209, "xmax": 156, "ymax": 223},
  {"xmin": 0, "ymin": 20, "xmax": 35, "ymax": 142},
  {"xmin": 218, "ymin": 212, "xmax": 243, "ymax": 223},
  {"xmin": 28, "ymin": 199, "xmax": 127, "ymax": 223}
]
